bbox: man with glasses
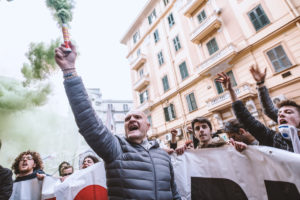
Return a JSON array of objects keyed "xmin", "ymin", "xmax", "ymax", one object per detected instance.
[
  {"xmin": 60, "ymin": 165, "xmax": 74, "ymax": 182},
  {"xmin": 11, "ymin": 151, "xmax": 46, "ymax": 182}
]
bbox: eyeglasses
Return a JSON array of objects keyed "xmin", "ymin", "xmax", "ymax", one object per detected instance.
[
  {"xmin": 20, "ymin": 156, "xmax": 33, "ymax": 161},
  {"xmin": 62, "ymin": 173, "xmax": 73, "ymax": 177}
]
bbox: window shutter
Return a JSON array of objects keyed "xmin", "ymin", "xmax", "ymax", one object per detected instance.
[
  {"xmin": 190, "ymin": 93, "xmax": 197, "ymax": 110},
  {"xmin": 164, "ymin": 107, "xmax": 170, "ymax": 121},
  {"xmin": 186, "ymin": 95, "xmax": 193, "ymax": 112}
]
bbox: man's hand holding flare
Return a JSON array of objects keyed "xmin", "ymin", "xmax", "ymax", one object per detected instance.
[{"xmin": 55, "ymin": 42, "xmax": 77, "ymax": 74}]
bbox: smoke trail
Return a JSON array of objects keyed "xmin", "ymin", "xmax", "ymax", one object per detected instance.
[
  {"xmin": 21, "ymin": 39, "xmax": 60, "ymax": 86},
  {"xmin": 46, "ymin": 0, "xmax": 74, "ymax": 25},
  {"xmin": 0, "ymin": 77, "xmax": 51, "ymax": 112}
]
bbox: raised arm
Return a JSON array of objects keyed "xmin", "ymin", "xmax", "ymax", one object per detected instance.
[
  {"xmin": 170, "ymin": 129, "xmax": 178, "ymax": 150},
  {"xmin": 55, "ymin": 43, "xmax": 121, "ymax": 163},
  {"xmin": 216, "ymin": 72, "xmax": 275, "ymax": 146},
  {"xmin": 249, "ymin": 65, "xmax": 278, "ymax": 122}
]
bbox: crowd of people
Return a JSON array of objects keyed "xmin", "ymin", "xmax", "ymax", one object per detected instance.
[{"xmin": 1, "ymin": 43, "xmax": 299, "ymax": 199}]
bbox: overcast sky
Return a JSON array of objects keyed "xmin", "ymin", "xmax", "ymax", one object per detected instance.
[{"xmin": 0, "ymin": 0, "xmax": 148, "ymax": 100}]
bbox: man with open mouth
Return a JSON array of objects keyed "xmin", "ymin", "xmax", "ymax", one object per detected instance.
[
  {"xmin": 217, "ymin": 71, "xmax": 300, "ymax": 153},
  {"xmin": 55, "ymin": 43, "xmax": 181, "ymax": 200},
  {"xmin": 11, "ymin": 151, "xmax": 46, "ymax": 183}
]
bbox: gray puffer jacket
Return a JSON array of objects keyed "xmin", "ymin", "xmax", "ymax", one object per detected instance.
[{"xmin": 64, "ymin": 77, "xmax": 181, "ymax": 200}]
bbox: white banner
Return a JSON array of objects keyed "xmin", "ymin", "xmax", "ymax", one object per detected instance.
[
  {"xmin": 10, "ymin": 146, "xmax": 300, "ymax": 200},
  {"xmin": 171, "ymin": 145, "xmax": 300, "ymax": 200},
  {"xmin": 10, "ymin": 178, "xmax": 43, "ymax": 200}
]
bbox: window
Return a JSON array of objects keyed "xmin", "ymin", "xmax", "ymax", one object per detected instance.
[
  {"xmin": 162, "ymin": 75, "xmax": 170, "ymax": 92},
  {"xmin": 139, "ymin": 90, "xmax": 148, "ymax": 104},
  {"xmin": 137, "ymin": 49, "xmax": 141, "ymax": 56},
  {"xmin": 173, "ymin": 36, "xmax": 181, "ymax": 52},
  {"xmin": 123, "ymin": 104, "xmax": 129, "ymax": 112},
  {"xmin": 154, "ymin": 29, "xmax": 160, "ymax": 43},
  {"xmin": 163, "ymin": 0, "xmax": 169, "ymax": 6},
  {"xmin": 248, "ymin": 5, "xmax": 270, "ymax": 31},
  {"xmin": 148, "ymin": 9, "xmax": 157, "ymax": 25},
  {"xmin": 138, "ymin": 68, "xmax": 144, "ymax": 78},
  {"xmin": 158, "ymin": 51, "xmax": 164, "ymax": 66},
  {"xmin": 206, "ymin": 38, "xmax": 219, "ymax": 55},
  {"xmin": 267, "ymin": 45, "xmax": 292, "ymax": 72},
  {"xmin": 186, "ymin": 93, "xmax": 198, "ymax": 112},
  {"xmin": 168, "ymin": 13, "xmax": 175, "ymax": 28},
  {"xmin": 197, "ymin": 10, "xmax": 207, "ymax": 23},
  {"xmin": 214, "ymin": 70, "xmax": 237, "ymax": 94},
  {"xmin": 147, "ymin": 115, "xmax": 152, "ymax": 127},
  {"xmin": 179, "ymin": 61, "xmax": 189, "ymax": 80},
  {"xmin": 164, "ymin": 104, "xmax": 176, "ymax": 122},
  {"xmin": 133, "ymin": 31, "xmax": 140, "ymax": 44}
]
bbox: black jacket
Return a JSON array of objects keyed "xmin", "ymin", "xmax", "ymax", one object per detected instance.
[
  {"xmin": 258, "ymin": 86, "xmax": 278, "ymax": 122},
  {"xmin": 232, "ymin": 100, "xmax": 294, "ymax": 152},
  {"xmin": 14, "ymin": 169, "xmax": 45, "ymax": 183},
  {"xmin": 0, "ymin": 165, "xmax": 13, "ymax": 200}
]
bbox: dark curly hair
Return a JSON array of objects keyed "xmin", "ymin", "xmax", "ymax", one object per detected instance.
[
  {"xmin": 12, "ymin": 150, "xmax": 44, "ymax": 175},
  {"xmin": 83, "ymin": 155, "xmax": 99, "ymax": 164}
]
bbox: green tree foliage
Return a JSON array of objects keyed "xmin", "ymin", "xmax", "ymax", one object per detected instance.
[{"xmin": 21, "ymin": 39, "xmax": 60, "ymax": 86}]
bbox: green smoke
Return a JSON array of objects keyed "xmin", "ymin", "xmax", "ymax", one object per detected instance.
[
  {"xmin": 21, "ymin": 39, "xmax": 60, "ymax": 86},
  {"xmin": 46, "ymin": 0, "xmax": 74, "ymax": 25},
  {"xmin": 0, "ymin": 77, "xmax": 51, "ymax": 112}
]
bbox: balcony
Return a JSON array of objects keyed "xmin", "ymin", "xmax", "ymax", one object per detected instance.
[
  {"xmin": 197, "ymin": 44, "xmax": 237, "ymax": 75},
  {"xmin": 190, "ymin": 14, "xmax": 221, "ymax": 44},
  {"xmin": 206, "ymin": 83, "xmax": 256, "ymax": 112},
  {"xmin": 182, "ymin": 0, "xmax": 208, "ymax": 17},
  {"xmin": 130, "ymin": 54, "xmax": 147, "ymax": 70},
  {"xmin": 133, "ymin": 74, "xmax": 150, "ymax": 91}
]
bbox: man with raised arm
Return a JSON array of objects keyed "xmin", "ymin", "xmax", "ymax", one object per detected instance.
[
  {"xmin": 250, "ymin": 65, "xmax": 278, "ymax": 122},
  {"xmin": 54, "ymin": 43, "xmax": 181, "ymax": 200},
  {"xmin": 217, "ymin": 72, "xmax": 300, "ymax": 153}
]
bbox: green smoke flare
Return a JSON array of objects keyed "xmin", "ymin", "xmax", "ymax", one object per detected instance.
[
  {"xmin": 46, "ymin": 0, "xmax": 74, "ymax": 25},
  {"xmin": 21, "ymin": 39, "xmax": 60, "ymax": 86}
]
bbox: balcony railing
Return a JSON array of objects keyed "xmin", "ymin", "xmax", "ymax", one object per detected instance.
[
  {"xmin": 197, "ymin": 44, "xmax": 237, "ymax": 74},
  {"xmin": 130, "ymin": 54, "xmax": 147, "ymax": 70},
  {"xmin": 133, "ymin": 74, "xmax": 150, "ymax": 91},
  {"xmin": 206, "ymin": 83, "xmax": 256, "ymax": 111},
  {"xmin": 182, "ymin": 0, "xmax": 208, "ymax": 17},
  {"xmin": 190, "ymin": 13, "xmax": 221, "ymax": 43}
]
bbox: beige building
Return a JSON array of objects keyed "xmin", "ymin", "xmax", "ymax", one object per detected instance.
[{"xmin": 121, "ymin": 0, "xmax": 300, "ymax": 146}]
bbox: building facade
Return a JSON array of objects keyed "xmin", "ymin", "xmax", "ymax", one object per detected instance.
[
  {"xmin": 121, "ymin": 0, "xmax": 300, "ymax": 146},
  {"xmin": 87, "ymin": 88, "xmax": 133, "ymax": 137}
]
